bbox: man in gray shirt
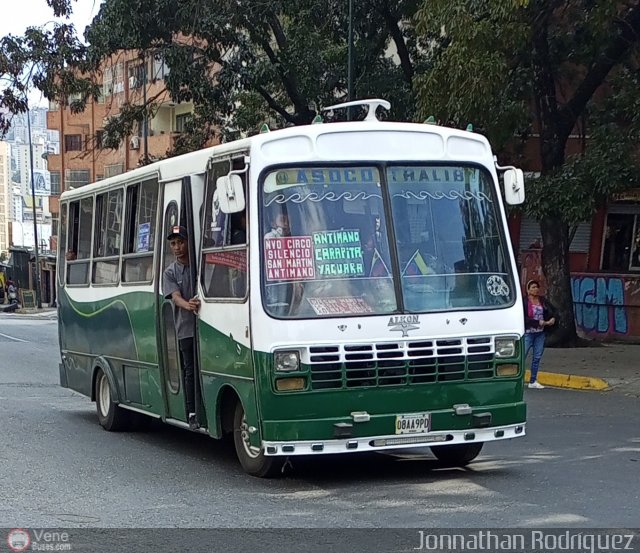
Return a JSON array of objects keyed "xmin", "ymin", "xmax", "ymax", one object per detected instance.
[{"xmin": 163, "ymin": 225, "xmax": 200, "ymax": 429}]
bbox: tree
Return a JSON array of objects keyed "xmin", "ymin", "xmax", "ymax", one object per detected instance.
[
  {"xmin": 77, "ymin": 0, "xmax": 426, "ymax": 150},
  {"xmin": 0, "ymin": 0, "xmax": 99, "ymax": 135},
  {"xmin": 414, "ymin": 0, "xmax": 640, "ymax": 345}
]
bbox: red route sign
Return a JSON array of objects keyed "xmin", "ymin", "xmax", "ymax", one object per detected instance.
[{"xmin": 265, "ymin": 236, "xmax": 315, "ymax": 281}]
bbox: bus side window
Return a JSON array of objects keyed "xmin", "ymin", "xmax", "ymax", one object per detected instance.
[
  {"xmin": 93, "ymin": 189, "xmax": 123, "ymax": 285},
  {"xmin": 66, "ymin": 198, "xmax": 92, "ymax": 286},
  {"xmin": 122, "ymin": 178, "xmax": 158, "ymax": 283},
  {"xmin": 57, "ymin": 203, "xmax": 68, "ymax": 287},
  {"xmin": 201, "ymin": 157, "xmax": 248, "ymax": 300}
]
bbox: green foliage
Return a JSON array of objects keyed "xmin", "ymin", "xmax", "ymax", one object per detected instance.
[
  {"xmin": 526, "ymin": 125, "xmax": 640, "ymax": 225},
  {"xmin": 76, "ymin": 0, "xmax": 427, "ymax": 152},
  {"xmin": 414, "ymin": 0, "xmax": 640, "ymax": 224},
  {"xmin": 0, "ymin": 0, "xmax": 427, "ymax": 148},
  {"xmin": 0, "ymin": 1, "xmax": 98, "ymax": 133},
  {"xmin": 414, "ymin": 0, "xmax": 531, "ymax": 147}
]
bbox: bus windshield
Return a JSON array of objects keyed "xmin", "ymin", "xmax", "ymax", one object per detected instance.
[{"xmin": 261, "ymin": 164, "xmax": 514, "ymax": 318}]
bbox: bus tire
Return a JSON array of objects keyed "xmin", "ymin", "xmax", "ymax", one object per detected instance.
[
  {"xmin": 430, "ymin": 442, "xmax": 483, "ymax": 466},
  {"xmin": 95, "ymin": 368, "xmax": 129, "ymax": 431},
  {"xmin": 233, "ymin": 401, "xmax": 283, "ymax": 478}
]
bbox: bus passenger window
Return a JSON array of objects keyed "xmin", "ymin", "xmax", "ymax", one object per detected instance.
[
  {"xmin": 201, "ymin": 156, "xmax": 248, "ymax": 300},
  {"xmin": 122, "ymin": 178, "xmax": 159, "ymax": 283},
  {"xmin": 66, "ymin": 198, "xmax": 91, "ymax": 286}
]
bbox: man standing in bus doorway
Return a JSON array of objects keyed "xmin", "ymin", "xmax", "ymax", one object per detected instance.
[{"xmin": 163, "ymin": 225, "xmax": 201, "ymax": 430}]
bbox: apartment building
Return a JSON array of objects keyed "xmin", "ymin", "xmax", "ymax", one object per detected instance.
[
  {"xmin": 46, "ymin": 50, "xmax": 197, "ymax": 250},
  {"xmin": 0, "ymin": 141, "xmax": 10, "ymax": 253}
]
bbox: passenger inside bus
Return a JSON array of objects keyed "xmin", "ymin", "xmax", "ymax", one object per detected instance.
[
  {"xmin": 265, "ymin": 211, "xmax": 291, "ymax": 238},
  {"xmin": 230, "ymin": 211, "xmax": 247, "ymax": 245}
]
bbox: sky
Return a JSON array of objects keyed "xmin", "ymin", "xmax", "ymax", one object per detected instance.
[
  {"xmin": 0, "ymin": 0, "xmax": 103, "ymax": 106},
  {"xmin": 0, "ymin": 0, "xmax": 101, "ymax": 38}
]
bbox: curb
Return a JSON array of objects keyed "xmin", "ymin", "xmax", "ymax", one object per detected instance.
[{"xmin": 525, "ymin": 369, "xmax": 610, "ymax": 391}]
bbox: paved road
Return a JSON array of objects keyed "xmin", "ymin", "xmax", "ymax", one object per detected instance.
[{"xmin": 1, "ymin": 315, "xmax": 638, "ymax": 531}]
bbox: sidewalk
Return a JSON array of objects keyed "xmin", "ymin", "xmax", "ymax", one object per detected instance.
[
  {"xmin": 529, "ymin": 342, "xmax": 640, "ymax": 396},
  {"xmin": 0, "ymin": 306, "xmax": 58, "ymax": 319}
]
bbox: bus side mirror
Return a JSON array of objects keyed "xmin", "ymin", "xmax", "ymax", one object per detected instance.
[
  {"xmin": 216, "ymin": 174, "xmax": 245, "ymax": 213},
  {"xmin": 503, "ymin": 168, "xmax": 525, "ymax": 205}
]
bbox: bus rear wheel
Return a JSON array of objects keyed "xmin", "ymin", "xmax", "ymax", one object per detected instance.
[
  {"xmin": 95, "ymin": 368, "xmax": 129, "ymax": 431},
  {"xmin": 233, "ymin": 402, "xmax": 283, "ymax": 478},
  {"xmin": 430, "ymin": 443, "xmax": 483, "ymax": 466}
]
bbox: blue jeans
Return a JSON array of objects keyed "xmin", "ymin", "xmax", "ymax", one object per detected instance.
[{"xmin": 524, "ymin": 331, "xmax": 545, "ymax": 383}]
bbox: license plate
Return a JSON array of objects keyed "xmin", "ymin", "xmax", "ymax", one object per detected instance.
[{"xmin": 395, "ymin": 413, "xmax": 431, "ymax": 434}]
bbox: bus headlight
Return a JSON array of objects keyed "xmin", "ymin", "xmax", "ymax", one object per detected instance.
[
  {"xmin": 495, "ymin": 338, "xmax": 516, "ymax": 358},
  {"xmin": 274, "ymin": 350, "xmax": 300, "ymax": 372},
  {"xmin": 496, "ymin": 364, "xmax": 519, "ymax": 376}
]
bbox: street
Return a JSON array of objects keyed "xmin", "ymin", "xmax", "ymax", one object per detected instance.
[{"xmin": 1, "ymin": 315, "xmax": 638, "ymax": 529}]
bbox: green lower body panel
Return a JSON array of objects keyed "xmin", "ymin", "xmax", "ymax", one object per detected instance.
[{"xmin": 262, "ymin": 402, "xmax": 525, "ymax": 441}]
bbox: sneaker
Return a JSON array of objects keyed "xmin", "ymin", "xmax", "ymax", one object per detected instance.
[
  {"xmin": 528, "ymin": 381, "xmax": 545, "ymax": 389},
  {"xmin": 188, "ymin": 413, "xmax": 200, "ymax": 430}
]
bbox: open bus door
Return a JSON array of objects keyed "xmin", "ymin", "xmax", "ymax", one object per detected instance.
[
  {"xmin": 157, "ymin": 176, "xmax": 206, "ymax": 427},
  {"xmin": 158, "ymin": 179, "xmax": 187, "ymax": 422}
]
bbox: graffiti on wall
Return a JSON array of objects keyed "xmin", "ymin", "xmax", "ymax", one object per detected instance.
[
  {"xmin": 572, "ymin": 276, "xmax": 627, "ymax": 334},
  {"xmin": 572, "ymin": 274, "xmax": 640, "ymax": 339},
  {"xmin": 519, "ymin": 248, "xmax": 640, "ymax": 340}
]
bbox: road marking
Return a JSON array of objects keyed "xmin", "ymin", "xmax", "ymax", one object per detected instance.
[{"xmin": 0, "ymin": 332, "xmax": 28, "ymax": 343}]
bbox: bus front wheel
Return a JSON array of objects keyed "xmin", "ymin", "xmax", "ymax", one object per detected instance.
[
  {"xmin": 430, "ymin": 443, "xmax": 483, "ymax": 466},
  {"xmin": 95, "ymin": 368, "xmax": 129, "ymax": 431},
  {"xmin": 233, "ymin": 402, "xmax": 283, "ymax": 478}
]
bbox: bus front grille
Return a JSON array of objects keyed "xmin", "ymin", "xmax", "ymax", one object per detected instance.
[{"xmin": 307, "ymin": 337, "xmax": 495, "ymax": 390}]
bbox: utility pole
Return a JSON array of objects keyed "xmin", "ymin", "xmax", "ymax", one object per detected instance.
[
  {"xmin": 347, "ymin": 0, "xmax": 354, "ymax": 121},
  {"xmin": 142, "ymin": 52, "xmax": 149, "ymax": 163},
  {"xmin": 26, "ymin": 105, "xmax": 42, "ymax": 308}
]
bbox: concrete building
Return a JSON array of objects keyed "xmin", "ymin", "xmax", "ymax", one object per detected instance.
[
  {"xmin": 0, "ymin": 142, "xmax": 11, "ymax": 253},
  {"xmin": 46, "ymin": 50, "xmax": 198, "ymax": 252}
]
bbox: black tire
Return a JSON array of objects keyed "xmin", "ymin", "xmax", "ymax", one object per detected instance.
[
  {"xmin": 233, "ymin": 401, "xmax": 284, "ymax": 478},
  {"xmin": 430, "ymin": 442, "xmax": 484, "ymax": 466},
  {"xmin": 94, "ymin": 368, "xmax": 130, "ymax": 431}
]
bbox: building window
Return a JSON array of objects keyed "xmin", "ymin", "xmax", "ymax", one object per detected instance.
[
  {"xmin": 65, "ymin": 170, "xmax": 91, "ymax": 190},
  {"xmin": 64, "ymin": 134, "xmax": 83, "ymax": 152},
  {"xmin": 602, "ymin": 213, "xmax": 640, "ymax": 272},
  {"xmin": 102, "ymin": 66, "xmax": 114, "ymax": 97},
  {"xmin": 104, "ymin": 163, "xmax": 124, "ymax": 178},
  {"xmin": 128, "ymin": 64, "xmax": 146, "ymax": 89},
  {"xmin": 50, "ymin": 172, "xmax": 61, "ymax": 195},
  {"xmin": 152, "ymin": 54, "xmax": 170, "ymax": 81},
  {"xmin": 96, "ymin": 130, "xmax": 104, "ymax": 149},
  {"xmin": 175, "ymin": 113, "xmax": 192, "ymax": 133}
]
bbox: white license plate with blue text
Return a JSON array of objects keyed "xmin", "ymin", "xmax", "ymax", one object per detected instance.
[{"xmin": 395, "ymin": 413, "xmax": 431, "ymax": 434}]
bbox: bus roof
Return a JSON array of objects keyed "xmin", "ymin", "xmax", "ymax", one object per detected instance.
[{"xmin": 59, "ymin": 119, "xmax": 491, "ymax": 200}]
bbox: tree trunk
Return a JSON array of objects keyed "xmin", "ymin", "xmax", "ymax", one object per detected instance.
[{"xmin": 539, "ymin": 217, "xmax": 578, "ymax": 346}]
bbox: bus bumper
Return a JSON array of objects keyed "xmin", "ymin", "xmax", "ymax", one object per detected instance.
[{"xmin": 261, "ymin": 422, "xmax": 525, "ymax": 456}]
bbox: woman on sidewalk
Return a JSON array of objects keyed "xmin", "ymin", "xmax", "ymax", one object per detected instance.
[{"xmin": 523, "ymin": 279, "xmax": 557, "ymax": 389}]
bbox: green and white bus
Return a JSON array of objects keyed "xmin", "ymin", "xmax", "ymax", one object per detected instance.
[{"xmin": 58, "ymin": 99, "xmax": 527, "ymax": 477}]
